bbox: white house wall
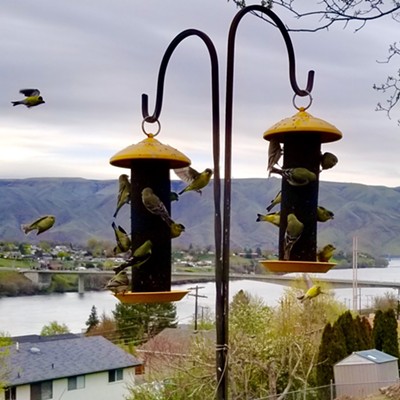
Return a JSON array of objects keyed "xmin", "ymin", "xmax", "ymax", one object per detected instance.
[{"xmin": 9, "ymin": 367, "xmax": 136, "ymax": 400}]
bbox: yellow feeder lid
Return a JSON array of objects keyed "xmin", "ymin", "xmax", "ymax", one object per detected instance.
[
  {"xmin": 114, "ymin": 290, "xmax": 190, "ymax": 304},
  {"xmin": 110, "ymin": 135, "xmax": 191, "ymax": 169},
  {"xmin": 260, "ymin": 260, "xmax": 335, "ymax": 274},
  {"xmin": 263, "ymin": 107, "xmax": 342, "ymax": 144}
]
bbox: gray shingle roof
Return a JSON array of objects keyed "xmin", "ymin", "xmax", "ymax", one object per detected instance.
[{"xmin": 4, "ymin": 335, "xmax": 141, "ymax": 386}]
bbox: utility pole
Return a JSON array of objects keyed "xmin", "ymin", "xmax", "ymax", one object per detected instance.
[
  {"xmin": 352, "ymin": 236, "xmax": 358, "ymax": 312},
  {"xmin": 188, "ymin": 285, "xmax": 207, "ymax": 331}
]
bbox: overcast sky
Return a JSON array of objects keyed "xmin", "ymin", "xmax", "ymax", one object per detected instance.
[{"xmin": 1, "ymin": 0, "xmax": 399, "ymax": 187}]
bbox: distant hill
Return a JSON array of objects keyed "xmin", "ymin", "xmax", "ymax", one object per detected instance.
[{"xmin": 0, "ymin": 177, "xmax": 399, "ymax": 256}]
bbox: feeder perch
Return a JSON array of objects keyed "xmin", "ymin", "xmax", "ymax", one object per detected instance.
[
  {"xmin": 110, "ymin": 133, "xmax": 191, "ymax": 303},
  {"xmin": 261, "ymin": 107, "xmax": 342, "ymax": 273}
]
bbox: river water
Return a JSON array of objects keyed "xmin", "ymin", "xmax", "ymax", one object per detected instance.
[{"xmin": 2, "ymin": 259, "xmax": 400, "ymax": 336}]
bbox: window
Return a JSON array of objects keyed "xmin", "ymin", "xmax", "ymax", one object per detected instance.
[
  {"xmin": 108, "ymin": 368, "xmax": 123, "ymax": 382},
  {"xmin": 68, "ymin": 375, "xmax": 85, "ymax": 390},
  {"xmin": 5, "ymin": 386, "xmax": 16, "ymax": 400},
  {"xmin": 31, "ymin": 380, "xmax": 53, "ymax": 400}
]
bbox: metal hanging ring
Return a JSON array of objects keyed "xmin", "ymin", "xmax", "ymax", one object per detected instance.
[
  {"xmin": 141, "ymin": 118, "xmax": 161, "ymax": 137},
  {"xmin": 292, "ymin": 92, "xmax": 313, "ymax": 111}
]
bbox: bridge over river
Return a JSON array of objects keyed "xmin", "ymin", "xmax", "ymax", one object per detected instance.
[{"xmin": 19, "ymin": 269, "xmax": 400, "ymax": 294}]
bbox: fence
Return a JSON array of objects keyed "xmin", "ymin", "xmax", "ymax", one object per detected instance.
[{"xmin": 253, "ymin": 378, "xmax": 400, "ymax": 400}]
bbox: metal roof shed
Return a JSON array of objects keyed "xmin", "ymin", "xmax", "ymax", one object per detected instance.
[{"xmin": 334, "ymin": 349, "xmax": 399, "ymax": 398}]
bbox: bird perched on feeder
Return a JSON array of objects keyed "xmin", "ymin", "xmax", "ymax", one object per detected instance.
[
  {"xmin": 267, "ymin": 139, "xmax": 282, "ymax": 176},
  {"xmin": 141, "ymin": 187, "xmax": 174, "ymax": 226},
  {"xmin": 171, "ymin": 222, "xmax": 185, "ymax": 238},
  {"xmin": 284, "ymin": 213, "xmax": 304, "ymax": 260},
  {"xmin": 21, "ymin": 215, "xmax": 55, "ymax": 235},
  {"xmin": 270, "ymin": 167, "xmax": 316, "ymax": 186},
  {"xmin": 317, "ymin": 206, "xmax": 334, "ymax": 222},
  {"xmin": 113, "ymin": 174, "xmax": 131, "ymax": 218},
  {"xmin": 111, "ymin": 222, "xmax": 131, "ymax": 255},
  {"xmin": 320, "ymin": 152, "xmax": 338, "ymax": 171},
  {"xmin": 12, "ymin": 89, "xmax": 45, "ymax": 108},
  {"xmin": 317, "ymin": 244, "xmax": 336, "ymax": 262},
  {"xmin": 256, "ymin": 212, "xmax": 280, "ymax": 227},
  {"xmin": 113, "ymin": 240, "xmax": 153, "ymax": 274},
  {"xmin": 297, "ymin": 274, "xmax": 324, "ymax": 303},
  {"xmin": 106, "ymin": 270, "xmax": 130, "ymax": 294},
  {"xmin": 266, "ymin": 191, "xmax": 281, "ymax": 212},
  {"xmin": 174, "ymin": 166, "xmax": 213, "ymax": 195}
]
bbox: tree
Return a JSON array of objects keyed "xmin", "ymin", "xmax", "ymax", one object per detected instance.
[
  {"xmin": 0, "ymin": 333, "xmax": 12, "ymax": 395},
  {"xmin": 85, "ymin": 312, "xmax": 119, "ymax": 342},
  {"xmin": 381, "ymin": 309, "xmax": 400, "ymax": 360},
  {"xmin": 85, "ymin": 305, "xmax": 100, "ymax": 333},
  {"xmin": 335, "ymin": 310, "xmax": 358, "ymax": 354},
  {"xmin": 373, "ymin": 309, "xmax": 385, "ymax": 350},
  {"xmin": 40, "ymin": 321, "xmax": 70, "ymax": 336},
  {"xmin": 113, "ymin": 302, "xmax": 177, "ymax": 344}
]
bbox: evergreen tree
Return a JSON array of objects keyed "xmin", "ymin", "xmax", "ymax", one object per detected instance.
[
  {"xmin": 113, "ymin": 302, "xmax": 177, "ymax": 343},
  {"xmin": 336, "ymin": 310, "xmax": 357, "ymax": 354},
  {"xmin": 85, "ymin": 305, "xmax": 100, "ymax": 333},
  {"xmin": 373, "ymin": 309, "xmax": 385, "ymax": 350},
  {"xmin": 382, "ymin": 309, "xmax": 400, "ymax": 360},
  {"xmin": 316, "ymin": 322, "xmax": 347, "ymax": 387},
  {"xmin": 354, "ymin": 315, "xmax": 373, "ymax": 350}
]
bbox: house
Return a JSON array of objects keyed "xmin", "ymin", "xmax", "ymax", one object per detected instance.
[
  {"xmin": 1, "ymin": 334, "xmax": 142, "ymax": 400},
  {"xmin": 334, "ymin": 349, "xmax": 399, "ymax": 398}
]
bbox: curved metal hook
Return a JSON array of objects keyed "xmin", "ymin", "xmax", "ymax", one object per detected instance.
[{"xmin": 141, "ymin": 29, "xmax": 220, "ymax": 123}]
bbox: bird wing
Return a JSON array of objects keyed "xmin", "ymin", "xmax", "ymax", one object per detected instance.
[
  {"xmin": 174, "ymin": 166, "xmax": 199, "ymax": 184},
  {"xmin": 20, "ymin": 89, "xmax": 40, "ymax": 97},
  {"xmin": 303, "ymin": 273, "xmax": 313, "ymax": 290}
]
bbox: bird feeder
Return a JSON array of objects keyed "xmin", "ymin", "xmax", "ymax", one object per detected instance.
[
  {"xmin": 110, "ymin": 123, "xmax": 190, "ymax": 303},
  {"xmin": 261, "ymin": 103, "xmax": 342, "ymax": 273}
]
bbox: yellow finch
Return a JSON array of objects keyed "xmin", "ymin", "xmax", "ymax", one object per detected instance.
[
  {"xmin": 256, "ymin": 212, "xmax": 280, "ymax": 227},
  {"xmin": 113, "ymin": 174, "xmax": 131, "ymax": 218},
  {"xmin": 266, "ymin": 191, "xmax": 281, "ymax": 212},
  {"xmin": 320, "ymin": 152, "xmax": 338, "ymax": 171},
  {"xmin": 21, "ymin": 215, "xmax": 55, "ymax": 235},
  {"xmin": 111, "ymin": 222, "xmax": 131, "ymax": 255},
  {"xmin": 113, "ymin": 240, "xmax": 152, "ymax": 273},
  {"xmin": 106, "ymin": 270, "xmax": 129, "ymax": 294},
  {"xmin": 174, "ymin": 166, "xmax": 213, "ymax": 195},
  {"xmin": 297, "ymin": 274, "xmax": 323, "ymax": 302},
  {"xmin": 317, "ymin": 244, "xmax": 336, "ymax": 262},
  {"xmin": 270, "ymin": 167, "xmax": 316, "ymax": 186},
  {"xmin": 171, "ymin": 222, "xmax": 185, "ymax": 238},
  {"xmin": 267, "ymin": 139, "xmax": 282, "ymax": 176},
  {"xmin": 12, "ymin": 89, "xmax": 45, "ymax": 108},
  {"xmin": 317, "ymin": 206, "xmax": 334, "ymax": 222},
  {"xmin": 141, "ymin": 187, "xmax": 173, "ymax": 226},
  {"xmin": 284, "ymin": 213, "xmax": 304, "ymax": 260}
]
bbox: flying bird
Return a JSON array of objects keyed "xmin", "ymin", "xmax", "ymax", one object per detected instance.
[
  {"xmin": 317, "ymin": 244, "xmax": 336, "ymax": 262},
  {"xmin": 284, "ymin": 213, "xmax": 304, "ymax": 260},
  {"xmin": 12, "ymin": 89, "xmax": 45, "ymax": 108},
  {"xmin": 297, "ymin": 274, "xmax": 324, "ymax": 303},
  {"xmin": 141, "ymin": 187, "xmax": 173, "ymax": 226},
  {"xmin": 320, "ymin": 152, "xmax": 338, "ymax": 171},
  {"xmin": 270, "ymin": 167, "xmax": 316, "ymax": 186},
  {"xmin": 113, "ymin": 240, "xmax": 153, "ymax": 274},
  {"xmin": 174, "ymin": 167, "xmax": 213, "ymax": 196},
  {"xmin": 267, "ymin": 139, "xmax": 282, "ymax": 175},
  {"xmin": 266, "ymin": 191, "xmax": 281, "ymax": 212},
  {"xmin": 113, "ymin": 174, "xmax": 131, "ymax": 218},
  {"xmin": 21, "ymin": 215, "xmax": 55, "ymax": 235},
  {"xmin": 317, "ymin": 206, "xmax": 334, "ymax": 222},
  {"xmin": 171, "ymin": 222, "xmax": 186, "ymax": 238},
  {"xmin": 106, "ymin": 270, "xmax": 130, "ymax": 294},
  {"xmin": 111, "ymin": 222, "xmax": 131, "ymax": 255},
  {"xmin": 256, "ymin": 212, "xmax": 280, "ymax": 227}
]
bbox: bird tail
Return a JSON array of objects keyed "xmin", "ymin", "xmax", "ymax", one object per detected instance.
[
  {"xmin": 12, "ymin": 101, "xmax": 22, "ymax": 106},
  {"xmin": 270, "ymin": 166, "xmax": 283, "ymax": 176},
  {"xmin": 21, "ymin": 224, "xmax": 32, "ymax": 234},
  {"xmin": 178, "ymin": 188, "xmax": 185, "ymax": 195},
  {"xmin": 297, "ymin": 294, "xmax": 305, "ymax": 302},
  {"xmin": 256, "ymin": 214, "xmax": 262, "ymax": 222},
  {"xmin": 266, "ymin": 204, "xmax": 273, "ymax": 212}
]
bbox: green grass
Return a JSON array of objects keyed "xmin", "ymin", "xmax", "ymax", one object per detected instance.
[{"xmin": 0, "ymin": 258, "xmax": 33, "ymax": 269}]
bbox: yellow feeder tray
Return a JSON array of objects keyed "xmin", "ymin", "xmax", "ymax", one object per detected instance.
[
  {"xmin": 260, "ymin": 260, "xmax": 335, "ymax": 274},
  {"xmin": 110, "ymin": 135, "xmax": 191, "ymax": 169},
  {"xmin": 114, "ymin": 290, "xmax": 190, "ymax": 304},
  {"xmin": 263, "ymin": 107, "xmax": 342, "ymax": 144}
]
